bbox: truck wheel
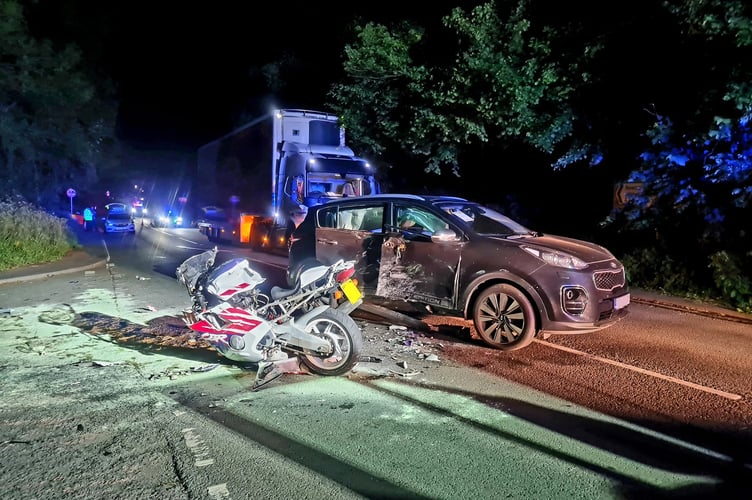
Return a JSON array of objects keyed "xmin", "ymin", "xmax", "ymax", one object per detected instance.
[{"xmin": 471, "ymin": 283, "xmax": 537, "ymax": 351}]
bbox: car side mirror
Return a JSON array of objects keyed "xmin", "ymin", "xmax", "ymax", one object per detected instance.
[{"xmin": 431, "ymin": 228, "xmax": 460, "ymax": 242}]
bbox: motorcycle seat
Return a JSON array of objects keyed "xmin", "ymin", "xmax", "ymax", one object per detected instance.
[{"xmin": 270, "ymin": 285, "xmax": 299, "ymax": 300}]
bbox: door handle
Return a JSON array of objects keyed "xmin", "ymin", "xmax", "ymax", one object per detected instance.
[{"xmin": 316, "ymin": 238, "xmax": 338, "ymax": 245}]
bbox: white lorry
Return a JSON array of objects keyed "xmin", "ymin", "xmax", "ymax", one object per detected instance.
[{"xmin": 196, "ymin": 109, "xmax": 379, "ymax": 252}]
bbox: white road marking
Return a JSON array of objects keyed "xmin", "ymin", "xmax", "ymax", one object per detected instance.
[
  {"xmin": 208, "ymin": 483, "xmax": 231, "ymax": 499},
  {"xmin": 537, "ymin": 340, "xmax": 743, "ymax": 401},
  {"xmin": 182, "ymin": 427, "xmax": 216, "ymax": 467}
]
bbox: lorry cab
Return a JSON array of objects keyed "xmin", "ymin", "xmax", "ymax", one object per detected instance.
[
  {"xmin": 196, "ymin": 108, "xmax": 379, "ymax": 253},
  {"xmin": 286, "ymin": 173, "xmax": 379, "ymax": 207}
]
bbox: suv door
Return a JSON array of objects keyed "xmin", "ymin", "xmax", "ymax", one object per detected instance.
[
  {"xmin": 376, "ymin": 203, "xmax": 463, "ymax": 310},
  {"xmin": 313, "ymin": 202, "xmax": 387, "ymax": 294}
]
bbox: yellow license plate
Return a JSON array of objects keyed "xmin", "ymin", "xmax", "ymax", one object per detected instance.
[{"xmin": 340, "ymin": 279, "xmax": 362, "ymax": 304}]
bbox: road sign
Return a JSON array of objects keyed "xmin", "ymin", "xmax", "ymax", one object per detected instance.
[
  {"xmin": 66, "ymin": 188, "xmax": 76, "ymax": 214},
  {"xmin": 613, "ymin": 182, "xmax": 642, "ymax": 209}
]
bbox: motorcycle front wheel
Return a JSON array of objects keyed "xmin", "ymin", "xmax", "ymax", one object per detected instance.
[{"xmin": 301, "ymin": 308, "xmax": 363, "ymax": 376}]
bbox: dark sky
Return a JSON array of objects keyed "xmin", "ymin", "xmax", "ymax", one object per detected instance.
[
  {"xmin": 22, "ymin": 1, "xmax": 725, "ymax": 234},
  {"xmin": 25, "ymin": 0, "xmax": 683, "ymax": 156},
  {"xmin": 110, "ymin": 3, "xmax": 351, "ymax": 148},
  {"xmin": 26, "ymin": 1, "xmax": 467, "ymax": 151}
]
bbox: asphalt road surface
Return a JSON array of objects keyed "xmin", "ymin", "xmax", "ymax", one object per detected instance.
[{"xmin": 0, "ymin": 223, "xmax": 750, "ymax": 499}]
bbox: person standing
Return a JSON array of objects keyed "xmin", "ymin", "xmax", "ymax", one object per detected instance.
[
  {"xmin": 284, "ymin": 176, "xmax": 308, "ymax": 249},
  {"xmin": 82, "ymin": 206, "xmax": 94, "ymax": 231}
]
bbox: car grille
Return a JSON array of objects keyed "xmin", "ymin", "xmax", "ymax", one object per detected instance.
[{"xmin": 593, "ymin": 268, "xmax": 625, "ymax": 291}]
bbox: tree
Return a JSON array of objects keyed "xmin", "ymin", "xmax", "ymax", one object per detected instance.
[
  {"xmin": 610, "ymin": 0, "xmax": 752, "ymax": 310},
  {"xmin": 328, "ymin": 1, "xmax": 601, "ymax": 179},
  {"xmin": 0, "ymin": 0, "xmax": 118, "ymax": 208},
  {"xmin": 329, "ymin": 0, "xmax": 752, "ymax": 309}
]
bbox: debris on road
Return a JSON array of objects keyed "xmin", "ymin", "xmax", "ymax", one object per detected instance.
[
  {"xmin": 190, "ymin": 363, "xmax": 220, "ymax": 373},
  {"xmin": 352, "ymin": 322, "xmax": 452, "ymax": 379}
]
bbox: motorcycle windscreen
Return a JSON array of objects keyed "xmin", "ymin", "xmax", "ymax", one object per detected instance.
[
  {"xmin": 177, "ymin": 250, "xmax": 215, "ymax": 290},
  {"xmin": 206, "ymin": 258, "xmax": 266, "ymax": 300}
]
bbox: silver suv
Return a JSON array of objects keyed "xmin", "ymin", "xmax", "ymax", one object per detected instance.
[{"xmin": 288, "ymin": 194, "xmax": 630, "ymax": 351}]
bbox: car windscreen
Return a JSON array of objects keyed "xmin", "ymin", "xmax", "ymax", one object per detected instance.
[
  {"xmin": 107, "ymin": 213, "xmax": 132, "ymax": 221},
  {"xmin": 438, "ymin": 202, "xmax": 532, "ymax": 236}
]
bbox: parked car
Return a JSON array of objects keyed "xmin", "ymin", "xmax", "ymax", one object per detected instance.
[
  {"xmin": 288, "ymin": 194, "xmax": 630, "ymax": 351},
  {"xmin": 101, "ymin": 203, "xmax": 136, "ymax": 234}
]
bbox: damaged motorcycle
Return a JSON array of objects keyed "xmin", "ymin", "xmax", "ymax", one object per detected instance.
[{"xmin": 176, "ymin": 247, "xmax": 363, "ymax": 389}]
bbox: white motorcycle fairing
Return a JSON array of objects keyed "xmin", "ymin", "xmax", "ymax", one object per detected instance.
[
  {"xmin": 189, "ymin": 301, "xmax": 335, "ymax": 363},
  {"xmin": 176, "ymin": 246, "xmax": 363, "ymax": 386}
]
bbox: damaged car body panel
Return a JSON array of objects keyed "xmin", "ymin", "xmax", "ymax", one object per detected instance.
[{"xmin": 288, "ymin": 194, "xmax": 630, "ymax": 352}]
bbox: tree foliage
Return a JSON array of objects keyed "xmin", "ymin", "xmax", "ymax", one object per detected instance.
[
  {"xmin": 0, "ymin": 0, "xmax": 118, "ymax": 207},
  {"xmin": 329, "ymin": 0, "xmax": 752, "ymax": 309},
  {"xmin": 328, "ymin": 22, "xmax": 428, "ymax": 172},
  {"xmin": 609, "ymin": 0, "xmax": 752, "ymax": 310},
  {"xmin": 328, "ymin": 0, "xmax": 600, "ymax": 177}
]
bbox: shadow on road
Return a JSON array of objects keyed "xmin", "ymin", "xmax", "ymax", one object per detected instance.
[
  {"xmin": 39, "ymin": 307, "xmax": 223, "ymax": 365},
  {"xmin": 361, "ymin": 379, "xmax": 752, "ymax": 499}
]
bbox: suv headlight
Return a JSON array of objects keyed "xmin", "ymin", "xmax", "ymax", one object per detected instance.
[{"xmin": 523, "ymin": 246, "xmax": 587, "ymax": 270}]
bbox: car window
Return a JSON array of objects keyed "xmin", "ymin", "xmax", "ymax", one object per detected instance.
[
  {"xmin": 357, "ymin": 206, "xmax": 383, "ymax": 231},
  {"xmin": 394, "ymin": 205, "xmax": 446, "ymax": 235},
  {"xmin": 319, "ymin": 205, "xmax": 384, "ymax": 231},
  {"xmin": 317, "ymin": 206, "xmax": 338, "ymax": 228},
  {"xmin": 439, "ymin": 202, "xmax": 531, "ymax": 236}
]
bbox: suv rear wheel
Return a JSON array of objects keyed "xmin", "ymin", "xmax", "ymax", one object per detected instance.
[{"xmin": 472, "ymin": 284, "xmax": 536, "ymax": 351}]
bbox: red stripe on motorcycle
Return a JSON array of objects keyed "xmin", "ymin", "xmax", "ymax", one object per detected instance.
[
  {"xmin": 191, "ymin": 320, "xmax": 223, "ymax": 334},
  {"xmin": 219, "ymin": 283, "xmax": 251, "ymax": 297},
  {"xmin": 189, "ymin": 316, "xmax": 261, "ymax": 335}
]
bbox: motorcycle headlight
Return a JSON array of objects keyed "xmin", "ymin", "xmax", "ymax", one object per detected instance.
[
  {"xmin": 522, "ymin": 246, "xmax": 587, "ymax": 270},
  {"xmin": 228, "ymin": 334, "xmax": 245, "ymax": 350}
]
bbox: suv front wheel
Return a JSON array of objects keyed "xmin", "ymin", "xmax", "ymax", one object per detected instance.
[{"xmin": 472, "ymin": 284, "xmax": 536, "ymax": 351}]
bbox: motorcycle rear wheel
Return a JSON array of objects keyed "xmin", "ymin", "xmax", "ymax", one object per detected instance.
[{"xmin": 301, "ymin": 308, "xmax": 362, "ymax": 376}]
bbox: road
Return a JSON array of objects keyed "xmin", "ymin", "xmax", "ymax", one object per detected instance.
[{"xmin": 0, "ymin": 224, "xmax": 750, "ymax": 499}]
